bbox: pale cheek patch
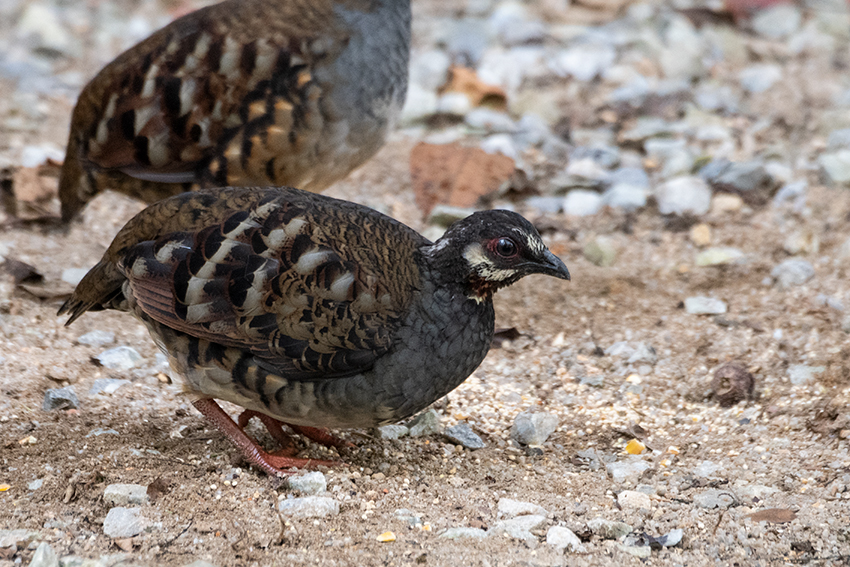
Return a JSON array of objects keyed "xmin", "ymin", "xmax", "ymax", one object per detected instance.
[{"xmin": 462, "ymin": 243, "xmax": 515, "ymax": 281}]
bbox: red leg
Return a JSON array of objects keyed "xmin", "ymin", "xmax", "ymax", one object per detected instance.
[
  {"xmin": 238, "ymin": 409, "xmax": 300, "ymax": 455},
  {"xmin": 192, "ymin": 399, "xmax": 342, "ymax": 476},
  {"xmin": 286, "ymin": 424, "xmax": 355, "ymax": 450}
]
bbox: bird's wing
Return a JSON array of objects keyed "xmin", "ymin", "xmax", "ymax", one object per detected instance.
[
  {"xmin": 69, "ymin": 0, "xmax": 347, "ymax": 184},
  {"xmin": 115, "ymin": 187, "xmax": 423, "ymax": 380}
]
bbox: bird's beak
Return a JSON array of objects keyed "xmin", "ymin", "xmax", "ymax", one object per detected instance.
[{"xmin": 536, "ymin": 249, "xmax": 571, "ymax": 281}]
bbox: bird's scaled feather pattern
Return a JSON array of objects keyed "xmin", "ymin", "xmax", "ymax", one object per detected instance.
[{"xmin": 60, "ymin": 186, "xmax": 570, "ymax": 475}]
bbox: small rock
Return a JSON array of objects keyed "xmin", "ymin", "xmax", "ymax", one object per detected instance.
[
  {"xmin": 104, "ymin": 484, "xmax": 148, "ymax": 507},
  {"xmin": 60, "ymin": 268, "xmax": 89, "ymax": 287},
  {"xmin": 278, "ymin": 496, "xmax": 340, "ymax": 518},
  {"xmin": 525, "ymin": 196, "xmax": 563, "ymax": 214},
  {"xmin": 694, "ymin": 460, "xmax": 720, "ymax": 478},
  {"xmin": 694, "ymin": 489, "xmax": 737, "ymax": 509},
  {"xmin": 443, "ymin": 423, "xmax": 485, "ymax": 449},
  {"xmin": 497, "ymin": 498, "xmax": 548, "ymax": 518},
  {"xmin": 656, "ymin": 176, "xmax": 711, "ymax": 216},
  {"xmin": 42, "ymin": 386, "xmax": 78, "ymax": 411},
  {"xmin": 684, "ymin": 296, "xmax": 727, "ymax": 315},
  {"xmin": 546, "ymin": 526, "xmax": 585, "ymax": 552},
  {"xmin": 511, "ymin": 411, "xmax": 558, "ymax": 445},
  {"xmin": 602, "ymin": 183, "xmax": 647, "ymax": 211},
  {"xmin": 773, "ymin": 180, "xmax": 807, "ymax": 207},
  {"xmin": 617, "ymin": 490, "xmax": 651, "ymax": 510},
  {"xmin": 490, "ymin": 515, "xmax": 547, "ymax": 542},
  {"xmin": 583, "ymin": 236, "xmax": 617, "ymax": 267},
  {"xmin": 711, "ymin": 363, "xmax": 754, "ymax": 406},
  {"xmin": 618, "ymin": 541, "xmax": 652, "ymax": 558},
  {"xmin": 752, "ymin": 3, "xmax": 801, "ymax": 38},
  {"xmin": 819, "ymin": 150, "xmax": 850, "ymax": 185},
  {"xmin": 17, "ymin": 3, "xmax": 73, "ymax": 56},
  {"xmin": 586, "ymin": 518, "xmax": 632, "ymax": 540},
  {"xmin": 695, "ymin": 247, "xmax": 745, "ymax": 266},
  {"xmin": 656, "ymin": 528, "xmax": 684, "ymax": 547},
  {"xmin": 103, "ymin": 507, "xmax": 145, "ymax": 538},
  {"xmin": 563, "ymin": 190, "xmax": 603, "ymax": 216},
  {"xmin": 97, "ymin": 346, "xmax": 143, "ymax": 371},
  {"xmin": 408, "ymin": 409, "xmax": 441, "ymax": 437},
  {"xmin": 627, "ymin": 343, "xmax": 657, "ymax": 365},
  {"xmin": 710, "ymin": 193, "xmax": 744, "ymax": 214},
  {"xmin": 735, "ymin": 484, "xmax": 779, "ymax": 502},
  {"xmin": 76, "ymin": 330, "xmax": 115, "ymax": 347},
  {"xmin": 27, "ymin": 479, "xmax": 44, "ymax": 491},
  {"xmin": 376, "ymin": 424, "xmax": 409, "ymax": 440},
  {"xmin": 738, "ymin": 64, "xmax": 782, "ymax": 94},
  {"xmin": 606, "ymin": 458, "xmax": 651, "ymax": 484},
  {"xmin": 701, "ymin": 159, "xmax": 774, "ymax": 203},
  {"xmin": 549, "ymin": 44, "xmax": 616, "ymax": 81},
  {"xmin": 783, "ymin": 230, "xmax": 819, "ymax": 255},
  {"xmin": 439, "ymin": 527, "xmax": 487, "ymax": 539},
  {"xmin": 88, "ymin": 378, "xmax": 131, "ymax": 397},
  {"xmin": 787, "ymin": 364, "xmax": 826, "ymax": 386},
  {"xmin": 771, "ymin": 259, "xmax": 815, "ymax": 289},
  {"xmin": 287, "ymin": 472, "xmax": 327, "ymax": 495},
  {"xmin": 689, "ymin": 223, "xmax": 711, "ymax": 247},
  {"xmin": 28, "ymin": 542, "xmax": 58, "ymax": 567}
]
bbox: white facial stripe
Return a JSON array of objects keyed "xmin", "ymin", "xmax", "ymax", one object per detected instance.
[{"xmin": 463, "ymin": 243, "xmax": 516, "ymax": 282}]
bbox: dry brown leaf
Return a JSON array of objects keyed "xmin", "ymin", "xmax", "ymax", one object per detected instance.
[
  {"xmin": 439, "ymin": 66, "xmax": 507, "ymax": 110},
  {"xmin": 746, "ymin": 508, "xmax": 797, "ymax": 523},
  {"xmin": 409, "ymin": 142, "xmax": 515, "ymax": 218}
]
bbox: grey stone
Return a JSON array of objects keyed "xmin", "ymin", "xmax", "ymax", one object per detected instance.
[
  {"xmin": 96, "ymin": 346, "xmax": 143, "ymax": 371},
  {"xmin": 656, "ymin": 528, "xmax": 683, "ymax": 547},
  {"xmin": 819, "ymin": 150, "xmax": 850, "ymax": 185},
  {"xmin": 617, "ymin": 490, "xmax": 651, "ymax": 510},
  {"xmin": 17, "ymin": 3, "xmax": 73, "ymax": 56},
  {"xmin": 583, "ymin": 236, "xmax": 617, "ymax": 267},
  {"xmin": 409, "ymin": 49, "xmax": 451, "ymax": 92},
  {"xmin": 76, "ymin": 330, "xmax": 115, "ymax": 347},
  {"xmin": 694, "ymin": 460, "xmax": 720, "ymax": 478},
  {"xmin": 446, "ymin": 18, "xmax": 490, "ymax": 65},
  {"xmin": 86, "ymin": 428, "xmax": 119, "ymax": 438},
  {"xmin": 563, "ymin": 190, "xmax": 603, "ymax": 216},
  {"xmin": 525, "ymin": 196, "xmax": 563, "ymax": 214},
  {"xmin": 104, "ymin": 484, "xmax": 148, "ymax": 507},
  {"xmin": 497, "ymin": 498, "xmax": 548, "ymax": 518},
  {"xmin": 490, "ymin": 515, "xmax": 547, "ymax": 542},
  {"xmin": 439, "ymin": 527, "xmax": 487, "ymax": 539},
  {"xmin": 408, "ymin": 409, "xmax": 442, "ymax": 437},
  {"xmin": 618, "ymin": 541, "xmax": 652, "ymax": 558},
  {"xmin": 60, "ymin": 268, "xmax": 89, "ymax": 287},
  {"xmin": 278, "ymin": 496, "xmax": 340, "ymax": 518},
  {"xmin": 739, "ymin": 64, "xmax": 782, "ymax": 93},
  {"xmin": 27, "ymin": 479, "xmax": 44, "ymax": 491},
  {"xmin": 695, "ymin": 84, "xmax": 739, "ymax": 113},
  {"xmin": 701, "ymin": 159, "xmax": 772, "ymax": 196},
  {"xmin": 788, "ymin": 364, "xmax": 826, "ymax": 386},
  {"xmin": 401, "ymin": 83, "xmax": 439, "ymax": 123},
  {"xmin": 771, "ymin": 259, "xmax": 815, "ymax": 289},
  {"xmin": 393, "ymin": 508, "xmax": 423, "ymax": 527},
  {"xmin": 752, "ymin": 4, "xmax": 802, "ymax": 38},
  {"xmin": 694, "ymin": 488, "xmax": 737, "ymax": 509},
  {"xmin": 42, "ymin": 386, "xmax": 79, "ymax": 411},
  {"xmin": 103, "ymin": 507, "xmax": 145, "ymax": 538},
  {"xmin": 443, "ymin": 423, "xmax": 485, "ymax": 449},
  {"xmin": 695, "ymin": 247, "xmax": 745, "ymax": 266},
  {"xmin": 436, "ymin": 92, "xmax": 472, "ymax": 115},
  {"xmin": 28, "ymin": 542, "xmax": 58, "ymax": 567},
  {"xmin": 480, "ymin": 134, "xmax": 519, "ymax": 160},
  {"xmin": 549, "ymin": 43, "xmax": 617, "ymax": 81},
  {"xmin": 287, "ymin": 472, "xmax": 327, "ymax": 495},
  {"xmin": 773, "ymin": 181, "xmax": 807, "ymax": 208},
  {"xmin": 88, "ymin": 378, "xmax": 131, "ymax": 397},
  {"xmin": 511, "ymin": 411, "xmax": 558, "ymax": 445},
  {"xmin": 465, "ymin": 108, "xmax": 516, "ymax": 133},
  {"xmin": 656, "ymin": 176, "xmax": 711, "ymax": 216},
  {"xmin": 546, "ymin": 526, "xmax": 585, "ymax": 552},
  {"xmin": 602, "ymin": 183, "xmax": 648, "ymax": 211},
  {"xmin": 586, "ymin": 518, "xmax": 632, "ymax": 539},
  {"xmin": 627, "ymin": 343, "xmax": 657, "ymax": 365},
  {"xmin": 606, "ymin": 458, "xmax": 651, "ymax": 484},
  {"xmin": 620, "ymin": 117, "xmax": 677, "ymax": 143},
  {"xmin": 376, "ymin": 424, "xmax": 409, "ymax": 440},
  {"xmin": 828, "ymin": 128, "xmax": 850, "ymax": 150},
  {"xmin": 571, "ymin": 145, "xmax": 621, "ymax": 169},
  {"xmin": 684, "ymin": 296, "xmax": 727, "ymax": 315},
  {"xmin": 735, "ymin": 483, "xmax": 779, "ymax": 501}
]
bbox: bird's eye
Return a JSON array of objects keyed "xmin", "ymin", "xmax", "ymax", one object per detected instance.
[{"xmin": 495, "ymin": 237, "xmax": 517, "ymax": 257}]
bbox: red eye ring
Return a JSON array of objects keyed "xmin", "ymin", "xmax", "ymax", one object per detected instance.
[{"xmin": 495, "ymin": 237, "xmax": 518, "ymax": 257}]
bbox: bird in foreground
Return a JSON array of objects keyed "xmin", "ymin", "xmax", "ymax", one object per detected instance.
[
  {"xmin": 59, "ymin": 187, "xmax": 570, "ymax": 476},
  {"xmin": 58, "ymin": 0, "xmax": 410, "ymax": 222}
]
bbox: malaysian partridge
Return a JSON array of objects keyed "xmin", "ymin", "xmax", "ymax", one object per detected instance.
[
  {"xmin": 59, "ymin": 0, "xmax": 411, "ymax": 222},
  {"xmin": 60, "ymin": 187, "xmax": 570, "ymax": 476}
]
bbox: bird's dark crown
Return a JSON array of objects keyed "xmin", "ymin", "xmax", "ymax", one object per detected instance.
[{"xmin": 423, "ymin": 210, "xmax": 570, "ymax": 300}]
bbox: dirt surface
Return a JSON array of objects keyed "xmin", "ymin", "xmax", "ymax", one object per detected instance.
[{"xmin": 2, "ymin": 0, "xmax": 850, "ymax": 566}]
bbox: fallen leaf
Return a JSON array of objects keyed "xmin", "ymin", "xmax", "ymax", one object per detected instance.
[
  {"xmin": 746, "ymin": 508, "xmax": 797, "ymax": 523},
  {"xmin": 439, "ymin": 66, "xmax": 506, "ymax": 110}
]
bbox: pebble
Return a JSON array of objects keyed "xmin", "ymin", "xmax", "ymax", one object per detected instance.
[
  {"xmin": 525, "ymin": 196, "xmax": 563, "ymax": 214},
  {"xmin": 42, "ymin": 386, "xmax": 78, "ymax": 411},
  {"xmin": 27, "ymin": 479, "xmax": 43, "ymax": 491},
  {"xmin": 497, "ymin": 498, "xmax": 548, "ymax": 518},
  {"xmin": 88, "ymin": 378, "xmax": 130, "ymax": 397},
  {"xmin": 510, "ymin": 411, "xmax": 558, "ymax": 445},
  {"xmin": 27, "ymin": 542, "xmax": 58, "ymax": 567},
  {"xmin": 752, "ymin": 4, "xmax": 802, "ymax": 39},
  {"xmin": 465, "ymin": 108, "xmax": 516, "ymax": 133},
  {"xmin": 409, "ymin": 49, "xmax": 451, "ymax": 92},
  {"xmin": 586, "ymin": 518, "xmax": 632, "ymax": 539},
  {"xmin": 710, "ymin": 193, "xmax": 744, "ymax": 214},
  {"xmin": 408, "ymin": 409, "xmax": 442, "ymax": 437},
  {"xmin": 278, "ymin": 496, "xmax": 340, "ymax": 518},
  {"xmin": 104, "ymin": 484, "xmax": 148, "ymax": 507},
  {"xmin": 60, "ymin": 268, "xmax": 89, "ymax": 287},
  {"xmin": 738, "ymin": 64, "xmax": 783, "ymax": 94},
  {"xmin": 549, "ymin": 43, "xmax": 616, "ymax": 81},
  {"xmin": 784, "ymin": 230, "xmax": 819, "ymax": 255},
  {"xmin": 287, "ymin": 472, "xmax": 327, "ymax": 495},
  {"xmin": 439, "ymin": 527, "xmax": 487, "ymax": 539},
  {"xmin": 627, "ymin": 343, "xmax": 657, "ymax": 365},
  {"xmin": 583, "ymin": 236, "xmax": 617, "ymax": 267},
  {"xmin": 788, "ymin": 364, "xmax": 826, "ymax": 386},
  {"xmin": 694, "ymin": 460, "xmax": 720, "ymax": 478},
  {"xmin": 735, "ymin": 484, "xmax": 780, "ymax": 502},
  {"xmin": 656, "ymin": 528, "xmax": 683, "ymax": 547},
  {"xmin": 103, "ymin": 507, "xmax": 145, "ymax": 538},
  {"xmin": 818, "ymin": 150, "xmax": 850, "ymax": 185},
  {"xmin": 602, "ymin": 183, "xmax": 647, "ymax": 211},
  {"xmin": 76, "ymin": 330, "xmax": 115, "ymax": 347},
  {"xmin": 617, "ymin": 490, "xmax": 651, "ymax": 510},
  {"xmin": 689, "ymin": 223, "xmax": 711, "ymax": 247},
  {"xmin": 546, "ymin": 526, "xmax": 585, "ymax": 552},
  {"xmin": 684, "ymin": 296, "xmax": 728, "ymax": 315},
  {"xmin": 701, "ymin": 159, "xmax": 772, "ymax": 199},
  {"xmin": 490, "ymin": 515, "xmax": 547, "ymax": 542},
  {"xmin": 376, "ymin": 424, "xmax": 409, "ymax": 440},
  {"xmin": 618, "ymin": 541, "xmax": 652, "ymax": 558},
  {"xmin": 771, "ymin": 259, "xmax": 815, "ymax": 289},
  {"xmin": 96, "ymin": 346, "xmax": 143, "ymax": 371},
  {"xmin": 694, "ymin": 489, "xmax": 737, "ymax": 509},
  {"xmin": 773, "ymin": 180, "xmax": 808, "ymax": 207},
  {"xmin": 17, "ymin": 2, "xmax": 73, "ymax": 56},
  {"xmin": 655, "ymin": 176, "xmax": 711, "ymax": 216},
  {"xmin": 443, "ymin": 423, "xmax": 485, "ymax": 449},
  {"xmin": 695, "ymin": 247, "xmax": 744, "ymax": 267},
  {"xmin": 606, "ymin": 458, "xmax": 651, "ymax": 484},
  {"xmin": 563, "ymin": 189, "xmax": 603, "ymax": 216}
]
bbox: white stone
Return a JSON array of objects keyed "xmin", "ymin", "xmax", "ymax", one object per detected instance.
[
  {"xmin": 287, "ymin": 472, "xmax": 327, "ymax": 495},
  {"xmin": 655, "ymin": 176, "xmax": 711, "ymax": 216},
  {"xmin": 277, "ymin": 496, "xmax": 339, "ymax": 518},
  {"xmin": 617, "ymin": 490, "xmax": 651, "ymax": 510},
  {"xmin": 104, "ymin": 484, "xmax": 148, "ymax": 507},
  {"xmin": 497, "ymin": 498, "xmax": 548, "ymax": 518},
  {"xmin": 546, "ymin": 526, "xmax": 586, "ymax": 552}
]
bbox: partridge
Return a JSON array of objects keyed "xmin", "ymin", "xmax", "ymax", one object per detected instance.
[
  {"xmin": 60, "ymin": 187, "xmax": 570, "ymax": 475},
  {"xmin": 59, "ymin": 0, "xmax": 411, "ymax": 222}
]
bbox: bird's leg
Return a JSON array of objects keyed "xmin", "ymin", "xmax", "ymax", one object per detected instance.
[
  {"xmin": 237, "ymin": 409, "xmax": 354, "ymax": 451},
  {"xmin": 285, "ymin": 424, "xmax": 355, "ymax": 450},
  {"xmin": 192, "ymin": 398, "xmax": 341, "ymax": 476},
  {"xmin": 237, "ymin": 409, "xmax": 300, "ymax": 455}
]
